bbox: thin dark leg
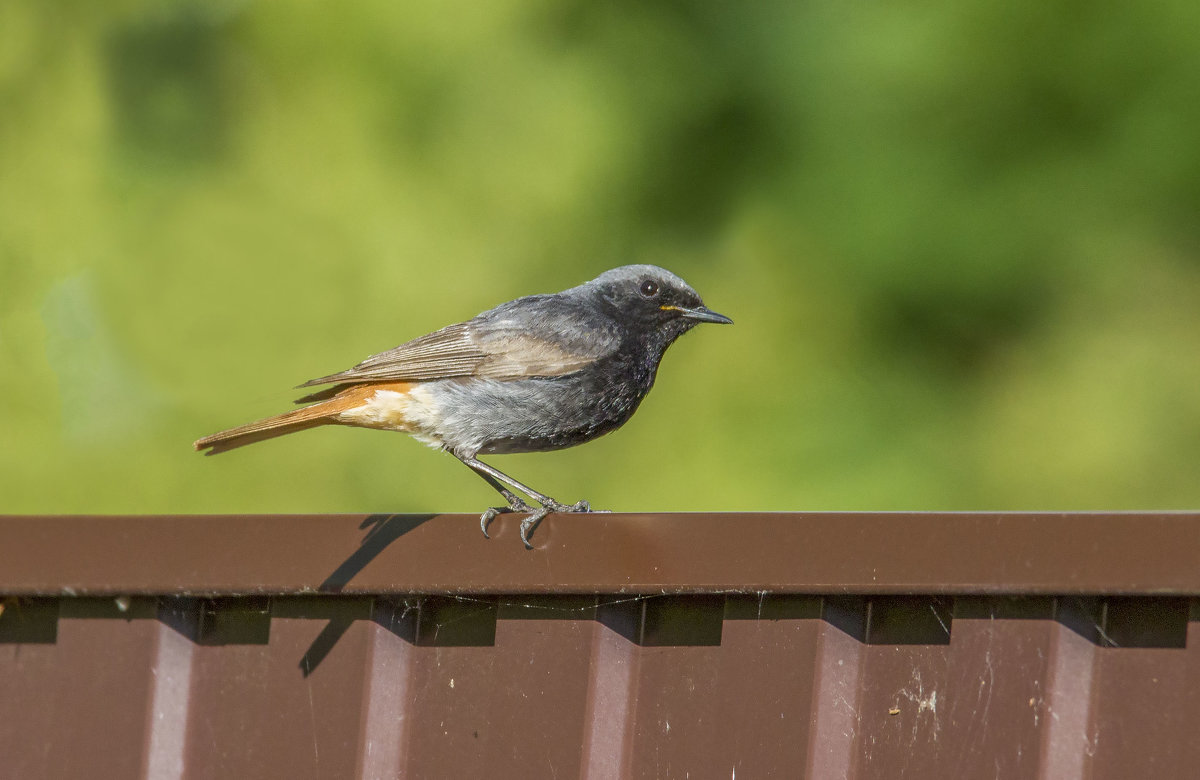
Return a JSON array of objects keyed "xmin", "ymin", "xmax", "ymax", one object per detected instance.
[
  {"xmin": 470, "ymin": 467, "xmax": 533, "ymax": 512},
  {"xmin": 461, "ymin": 456, "xmax": 563, "ymax": 508},
  {"xmin": 458, "ymin": 459, "xmax": 532, "ymax": 538},
  {"xmin": 456, "ymin": 455, "xmax": 591, "ymax": 547}
]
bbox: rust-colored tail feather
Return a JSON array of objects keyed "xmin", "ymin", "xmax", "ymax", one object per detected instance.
[
  {"xmin": 194, "ymin": 405, "xmax": 339, "ymax": 455},
  {"xmin": 194, "ymin": 382, "xmax": 412, "ymax": 456}
]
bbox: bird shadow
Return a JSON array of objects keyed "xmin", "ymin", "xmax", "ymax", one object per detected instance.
[
  {"xmin": 299, "ymin": 513, "xmax": 434, "ymax": 677},
  {"xmin": 318, "ymin": 513, "xmax": 435, "ymax": 593}
]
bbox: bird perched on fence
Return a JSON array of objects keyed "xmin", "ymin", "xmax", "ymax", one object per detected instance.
[{"xmin": 194, "ymin": 265, "xmax": 732, "ymax": 546}]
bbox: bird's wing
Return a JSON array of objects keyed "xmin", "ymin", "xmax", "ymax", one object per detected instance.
[{"xmin": 297, "ymin": 295, "xmax": 621, "ymax": 388}]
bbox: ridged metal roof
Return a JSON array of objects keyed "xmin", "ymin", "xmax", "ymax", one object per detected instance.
[{"xmin": 1, "ymin": 512, "xmax": 1197, "ymax": 778}]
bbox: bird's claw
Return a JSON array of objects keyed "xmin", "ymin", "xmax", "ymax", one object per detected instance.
[
  {"xmin": 518, "ymin": 507, "xmax": 552, "ymax": 549},
  {"xmin": 480, "ymin": 507, "xmax": 500, "ymax": 538},
  {"xmin": 517, "ymin": 498, "xmax": 596, "ymax": 547},
  {"xmin": 543, "ymin": 498, "xmax": 592, "ymax": 514},
  {"xmin": 480, "ymin": 496, "xmax": 535, "ymax": 538},
  {"xmin": 480, "ymin": 497, "xmax": 597, "ymax": 545}
]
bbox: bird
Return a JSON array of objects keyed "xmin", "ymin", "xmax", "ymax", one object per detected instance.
[{"xmin": 194, "ymin": 265, "xmax": 732, "ymax": 546}]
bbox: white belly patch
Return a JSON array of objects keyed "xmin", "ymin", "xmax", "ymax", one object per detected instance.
[{"xmin": 336, "ymin": 387, "xmax": 444, "ymax": 448}]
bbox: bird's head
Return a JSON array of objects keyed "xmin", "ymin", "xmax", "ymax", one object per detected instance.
[{"xmin": 587, "ymin": 265, "xmax": 732, "ymax": 344}]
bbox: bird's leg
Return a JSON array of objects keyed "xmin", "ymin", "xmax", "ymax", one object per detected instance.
[
  {"xmin": 462, "ymin": 465, "xmax": 534, "ymax": 538},
  {"xmin": 461, "ymin": 456, "xmax": 588, "ymax": 511},
  {"xmin": 458, "ymin": 455, "xmax": 592, "ymax": 546}
]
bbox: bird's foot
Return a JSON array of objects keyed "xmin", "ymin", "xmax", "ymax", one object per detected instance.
[
  {"xmin": 543, "ymin": 498, "xmax": 593, "ymax": 514},
  {"xmin": 480, "ymin": 496, "xmax": 535, "ymax": 538},
  {"xmin": 518, "ymin": 506, "xmax": 552, "ymax": 549},
  {"xmin": 482, "ymin": 497, "xmax": 598, "ymax": 548},
  {"xmin": 517, "ymin": 498, "xmax": 595, "ymax": 548}
]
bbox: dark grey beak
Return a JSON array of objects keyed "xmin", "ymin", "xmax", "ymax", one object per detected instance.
[{"xmin": 679, "ymin": 305, "xmax": 734, "ymax": 325}]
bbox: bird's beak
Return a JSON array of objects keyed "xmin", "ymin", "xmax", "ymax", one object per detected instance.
[{"xmin": 672, "ymin": 305, "xmax": 734, "ymax": 325}]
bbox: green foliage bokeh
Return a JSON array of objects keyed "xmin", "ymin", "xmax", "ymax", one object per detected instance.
[{"xmin": 2, "ymin": 1, "xmax": 1198, "ymax": 514}]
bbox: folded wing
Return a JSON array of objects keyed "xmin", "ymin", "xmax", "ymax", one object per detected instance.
[{"xmin": 297, "ymin": 295, "xmax": 621, "ymax": 388}]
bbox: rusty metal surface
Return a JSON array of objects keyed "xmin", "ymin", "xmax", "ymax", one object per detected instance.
[
  {"xmin": 1, "ymin": 513, "xmax": 1199, "ymax": 779},
  {"xmin": 0, "ymin": 511, "xmax": 1198, "ymax": 595}
]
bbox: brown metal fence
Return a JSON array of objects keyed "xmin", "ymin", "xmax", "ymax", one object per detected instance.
[{"xmin": 1, "ymin": 512, "xmax": 1197, "ymax": 778}]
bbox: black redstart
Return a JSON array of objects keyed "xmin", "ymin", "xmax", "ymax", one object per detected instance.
[{"xmin": 194, "ymin": 265, "xmax": 732, "ymax": 545}]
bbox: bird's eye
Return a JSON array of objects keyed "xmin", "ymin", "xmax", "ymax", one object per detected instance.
[{"xmin": 639, "ymin": 279, "xmax": 659, "ymax": 298}]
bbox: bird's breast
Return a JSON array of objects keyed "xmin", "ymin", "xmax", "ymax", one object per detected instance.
[{"xmin": 424, "ymin": 363, "xmax": 654, "ymax": 457}]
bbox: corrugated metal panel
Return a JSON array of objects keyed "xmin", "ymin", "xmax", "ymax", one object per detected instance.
[{"xmin": 0, "ymin": 513, "xmax": 1198, "ymax": 778}]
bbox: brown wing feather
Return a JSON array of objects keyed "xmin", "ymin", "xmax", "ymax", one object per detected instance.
[
  {"xmin": 298, "ymin": 323, "xmax": 483, "ymax": 387},
  {"xmin": 472, "ymin": 331, "xmax": 599, "ymax": 379},
  {"xmin": 298, "ymin": 321, "xmax": 603, "ymax": 388}
]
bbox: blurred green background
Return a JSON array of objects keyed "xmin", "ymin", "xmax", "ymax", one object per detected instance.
[{"xmin": 3, "ymin": 1, "xmax": 1198, "ymax": 515}]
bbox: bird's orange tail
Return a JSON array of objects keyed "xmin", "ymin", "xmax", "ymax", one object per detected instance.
[
  {"xmin": 194, "ymin": 382, "xmax": 415, "ymax": 455},
  {"xmin": 193, "ymin": 404, "xmax": 339, "ymax": 455}
]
